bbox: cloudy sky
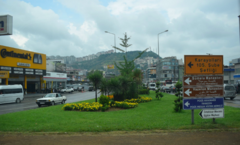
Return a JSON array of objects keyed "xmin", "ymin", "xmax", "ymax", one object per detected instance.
[{"xmin": 0, "ymin": 0, "xmax": 239, "ymax": 65}]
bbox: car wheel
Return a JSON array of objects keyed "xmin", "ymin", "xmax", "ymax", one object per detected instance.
[
  {"xmin": 51, "ymin": 101, "xmax": 55, "ymax": 106},
  {"xmin": 38, "ymin": 104, "xmax": 41, "ymax": 107},
  {"xmin": 61, "ymin": 100, "xmax": 65, "ymax": 104},
  {"xmin": 16, "ymin": 98, "xmax": 21, "ymax": 103},
  {"xmin": 230, "ymin": 97, "xmax": 234, "ymax": 100}
]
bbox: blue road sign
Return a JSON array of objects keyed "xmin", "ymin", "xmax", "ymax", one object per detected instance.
[{"xmin": 183, "ymin": 98, "xmax": 224, "ymax": 110}]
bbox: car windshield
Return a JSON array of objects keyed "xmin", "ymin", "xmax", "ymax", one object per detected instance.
[
  {"xmin": 44, "ymin": 94, "xmax": 56, "ymax": 98},
  {"xmin": 150, "ymin": 84, "xmax": 155, "ymax": 87},
  {"xmin": 225, "ymin": 86, "xmax": 235, "ymax": 91}
]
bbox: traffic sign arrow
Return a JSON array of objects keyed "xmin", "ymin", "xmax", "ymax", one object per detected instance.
[
  {"xmin": 184, "ymin": 89, "xmax": 192, "ymax": 96},
  {"xmin": 185, "ymin": 101, "xmax": 190, "ymax": 107},
  {"xmin": 199, "ymin": 109, "xmax": 224, "ymax": 119},
  {"xmin": 199, "ymin": 110, "xmax": 203, "ymax": 118},
  {"xmin": 184, "ymin": 77, "xmax": 192, "ymax": 85},
  {"xmin": 188, "ymin": 62, "xmax": 193, "ymax": 68}
]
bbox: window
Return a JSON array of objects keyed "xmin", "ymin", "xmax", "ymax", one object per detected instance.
[
  {"xmin": 225, "ymin": 86, "xmax": 235, "ymax": 91},
  {"xmin": 33, "ymin": 54, "xmax": 42, "ymax": 64},
  {"xmin": 2, "ymin": 89, "xmax": 22, "ymax": 94},
  {"xmin": 165, "ymin": 74, "xmax": 167, "ymax": 77},
  {"xmin": 224, "ymin": 71, "xmax": 229, "ymax": 76}
]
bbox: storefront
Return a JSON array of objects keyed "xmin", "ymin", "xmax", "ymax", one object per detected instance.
[
  {"xmin": 42, "ymin": 72, "xmax": 67, "ymax": 93},
  {"xmin": 0, "ymin": 45, "xmax": 46, "ymax": 94}
]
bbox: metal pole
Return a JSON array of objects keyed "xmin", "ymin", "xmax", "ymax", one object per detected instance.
[
  {"xmin": 158, "ymin": 34, "xmax": 159, "ymax": 57},
  {"xmin": 239, "ymin": 15, "xmax": 240, "ymax": 44},
  {"xmin": 191, "ymin": 109, "xmax": 194, "ymax": 125},
  {"xmin": 213, "ymin": 118, "xmax": 216, "ymax": 123}
]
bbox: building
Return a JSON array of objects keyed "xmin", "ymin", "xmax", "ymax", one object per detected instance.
[
  {"xmin": 146, "ymin": 66, "xmax": 157, "ymax": 83},
  {"xmin": 156, "ymin": 56, "xmax": 183, "ymax": 85},
  {"xmin": 42, "ymin": 60, "xmax": 67, "ymax": 92},
  {"xmin": 0, "ymin": 45, "xmax": 46, "ymax": 94}
]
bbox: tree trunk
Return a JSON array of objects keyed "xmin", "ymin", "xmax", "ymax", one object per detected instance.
[{"xmin": 95, "ymin": 84, "xmax": 97, "ymax": 102}]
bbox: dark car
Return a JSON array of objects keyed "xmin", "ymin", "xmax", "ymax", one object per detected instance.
[{"xmin": 169, "ymin": 86, "xmax": 176, "ymax": 93}]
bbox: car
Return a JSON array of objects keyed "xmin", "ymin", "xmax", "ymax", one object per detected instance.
[
  {"xmin": 88, "ymin": 86, "xmax": 94, "ymax": 91},
  {"xmin": 169, "ymin": 86, "xmax": 176, "ymax": 93},
  {"xmin": 60, "ymin": 87, "xmax": 73, "ymax": 93},
  {"xmin": 224, "ymin": 84, "xmax": 236, "ymax": 100},
  {"xmin": 161, "ymin": 86, "xmax": 171, "ymax": 93},
  {"xmin": 36, "ymin": 93, "xmax": 67, "ymax": 107}
]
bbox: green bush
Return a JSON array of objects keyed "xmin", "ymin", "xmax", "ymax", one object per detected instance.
[
  {"xmin": 139, "ymin": 89, "xmax": 149, "ymax": 95},
  {"xmin": 99, "ymin": 95, "xmax": 109, "ymax": 105}
]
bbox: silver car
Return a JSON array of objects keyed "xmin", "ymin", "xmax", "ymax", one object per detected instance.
[{"xmin": 224, "ymin": 84, "xmax": 236, "ymax": 100}]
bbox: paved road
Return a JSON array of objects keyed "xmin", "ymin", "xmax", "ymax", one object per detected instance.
[{"xmin": 0, "ymin": 91, "xmax": 99, "ymax": 115}]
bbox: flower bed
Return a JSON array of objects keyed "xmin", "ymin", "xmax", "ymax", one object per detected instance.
[
  {"xmin": 112, "ymin": 101, "xmax": 138, "ymax": 109},
  {"xmin": 62, "ymin": 102, "xmax": 103, "ymax": 111},
  {"xmin": 124, "ymin": 96, "xmax": 152, "ymax": 103}
]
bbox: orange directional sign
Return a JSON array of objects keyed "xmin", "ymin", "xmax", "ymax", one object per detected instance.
[{"xmin": 184, "ymin": 55, "xmax": 223, "ymax": 75}]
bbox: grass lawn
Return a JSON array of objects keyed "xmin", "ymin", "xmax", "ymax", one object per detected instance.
[{"xmin": 0, "ymin": 91, "xmax": 240, "ymax": 132}]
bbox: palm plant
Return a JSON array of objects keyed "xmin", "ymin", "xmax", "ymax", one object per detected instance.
[{"xmin": 87, "ymin": 70, "xmax": 103, "ymax": 102}]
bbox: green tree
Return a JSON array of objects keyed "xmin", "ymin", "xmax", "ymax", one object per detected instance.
[
  {"xmin": 173, "ymin": 81, "xmax": 183, "ymax": 112},
  {"xmin": 87, "ymin": 70, "xmax": 103, "ymax": 102},
  {"xmin": 109, "ymin": 33, "xmax": 148, "ymax": 101}
]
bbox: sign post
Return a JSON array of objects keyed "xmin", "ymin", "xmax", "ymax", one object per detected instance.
[{"xmin": 183, "ymin": 55, "xmax": 224, "ymax": 124}]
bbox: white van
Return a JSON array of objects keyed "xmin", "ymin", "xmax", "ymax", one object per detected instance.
[
  {"xmin": 148, "ymin": 83, "xmax": 157, "ymax": 90},
  {"xmin": 224, "ymin": 84, "xmax": 236, "ymax": 100},
  {"xmin": 0, "ymin": 85, "xmax": 24, "ymax": 104}
]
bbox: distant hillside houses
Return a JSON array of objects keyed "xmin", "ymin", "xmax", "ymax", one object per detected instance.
[{"xmin": 47, "ymin": 49, "xmax": 114, "ymax": 64}]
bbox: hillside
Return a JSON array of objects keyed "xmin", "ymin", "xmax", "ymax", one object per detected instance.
[{"xmin": 70, "ymin": 51, "xmax": 160, "ymax": 70}]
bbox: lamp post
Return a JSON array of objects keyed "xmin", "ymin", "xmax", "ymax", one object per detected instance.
[
  {"xmin": 158, "ymin": 30, "xmax": 168, "ymax": 58},
  {"xmin": 157, "ymin": 30, "xmax": 168, "ymax": 82},
  {"xmin": 105, "ymin": 31, "xmax": 117, "ymax": 75},
  {"xmin": 105, "ymin": 31, "xmax": 116, "ymax": 53}
]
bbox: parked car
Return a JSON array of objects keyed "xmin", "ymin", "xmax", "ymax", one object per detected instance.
[
  {"xmin": 161, "ymin": 86, "xmax": 171, "ymax": 93},
  {"xmin": 88, "ymin": 86, "xmax": 94, "ymax": 91},
  {"xmin": 224, "ymin": 84, "xmax": 236, "ymax": 100},
  {"xmin": 169, "ymin": 86, "xmax": 176, "ymax": 93},
  {"xmin": 36, "ymin": 93, "xmax": 67, "ymax": 107}
]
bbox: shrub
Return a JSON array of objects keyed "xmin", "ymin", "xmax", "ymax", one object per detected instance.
[
  {"xmin": 155, "ymin": 92, "xmax": 164, "ymax": 100},
  {"xmin": 173, "ymin": 81, "xmax": 183, "ymax": 112},
  {"xmin": 113, "ymin": 101, "xmax": 138, "ymax": 109},
  {"xmin": 99, "ymin": 95, "xmax": 110, "ymax": 106},
  {"xmin": 124, "ymin": 96, "xmax": 152, "ymax": 103},
  {"xmin": 62, "ymin": 102, "xmax": 103, "ymax": 111},
  {"xmin": 139, "ymin": 89, "xmax": 149, "ymax": 95},
  {"xmin": 107, "ymin": 94, "xmax": 114, "ymax": 99}
]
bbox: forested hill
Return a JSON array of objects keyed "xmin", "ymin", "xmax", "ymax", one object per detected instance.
[{"xmin": 70, "ymin": 51, "xmax": 161, "ymax": 70}]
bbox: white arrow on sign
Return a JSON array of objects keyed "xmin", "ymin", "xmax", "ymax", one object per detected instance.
[
  {"xmin": 185, "ymin": 101, "xmax": 190, "ymax": 107},
  {"xmin": 184, "ymin": 77, "xmax": 192, "ymax": 85},
  {"xmin": 199, "ymin": 109, "xmax": 224, "ymax": 119},
  {"xmin": 185, "ymin": 89, "xmax": 192, "ymax": 96}
]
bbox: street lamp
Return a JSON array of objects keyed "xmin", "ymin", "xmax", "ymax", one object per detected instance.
[
  {"xmin": 105, "ymin": 31, "xmax": 116, "ymax": 53},
  {"xmin": 157, "ymin": 30, "xmax": 168, "ymax": 82},
  {"xmin": 158, "ymin": 30, "xmax": 168, "ymax": 58},
  {"xmin": 105, "ymin": 31, "xmax": 117, "ymax": 75}
]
